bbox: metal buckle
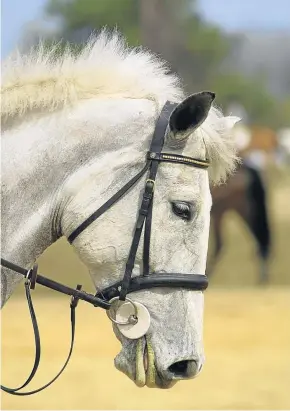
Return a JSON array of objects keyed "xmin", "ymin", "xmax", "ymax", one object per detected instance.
[
  {"xmin": 145, "ymin": 179, "xmax": 155, "ymax": 192},
  {"xmin": 70, "ymin": 284, "xmax": 82, "ymax": 308},
  {"xmin": 106, "ymin": 297, "xmax": 138, "ymax": 325},
  {"xmin": 24, "ymin": 268, "xmax": 32, "ymax": 287},
  {"xmin": 148, "ymin": 151, "xmax": 158, "ymax": 160},
  {"xmin": 24, "ymin": 263, "xmax": 38, "ymax": 290}
]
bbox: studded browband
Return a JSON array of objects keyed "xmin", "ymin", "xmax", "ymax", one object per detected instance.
[{"xmin": 147, "ymin": 152, "xmax": 210, "ymax": 169}]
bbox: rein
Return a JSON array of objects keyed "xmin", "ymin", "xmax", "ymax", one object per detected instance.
[{"xmin": 0, "ymin": 258, "xmax": 110, "ymax": 396}]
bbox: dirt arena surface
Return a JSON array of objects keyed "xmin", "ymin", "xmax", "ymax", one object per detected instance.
[
  {"xmin": 1, "ymin": 168, "xmax": 289, "ymax": 409},
  {"xmin": 1, "ymin": 289, "xmax": 289, "ymax": 410}
]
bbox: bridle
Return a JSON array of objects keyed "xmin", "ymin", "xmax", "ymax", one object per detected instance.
[{"xmin": 1, "ymin": 101, "xmax": 209, "ymax": 395}]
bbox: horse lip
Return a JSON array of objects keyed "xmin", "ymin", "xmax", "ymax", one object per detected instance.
[{"xmin": 114, "ymin": 339, "xmax": 178, "ymax": 389}]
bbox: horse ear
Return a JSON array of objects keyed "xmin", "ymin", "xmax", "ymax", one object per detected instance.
[{"xmin": 169, "ymin": 91, "xmax": 215, "ymax": 134}]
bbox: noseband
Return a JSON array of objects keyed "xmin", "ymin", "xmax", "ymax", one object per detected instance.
[{"xmin": 1, "ymin": 101, "xmax": 209, "ymax": 395}]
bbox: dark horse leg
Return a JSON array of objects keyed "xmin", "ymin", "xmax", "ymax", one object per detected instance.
[
  {"xmin": 206, "ymin": 210, "xmax": 224, "ymax": 277},
  {"xmin": 208, "ymin": 164, "xmax": 271, "ymax": 284},
  {"xmin": 241, "ymin": 165, "xmax": 271, "ymax": 284}
]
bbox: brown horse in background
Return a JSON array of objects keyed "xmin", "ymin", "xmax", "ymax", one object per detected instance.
[{"xmin": 207, "ymin": 162, "xmax": 271, "ymax": 284}]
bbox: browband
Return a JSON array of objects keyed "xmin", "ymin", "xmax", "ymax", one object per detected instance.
[{"xmin": 147, "ymin": 152, "xmax": 210, "ymax": 169}]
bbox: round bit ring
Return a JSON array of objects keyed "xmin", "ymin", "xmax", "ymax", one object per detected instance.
[{"xmin": 107, "ymin": 297, "xmax": 138, "ymax": 325}]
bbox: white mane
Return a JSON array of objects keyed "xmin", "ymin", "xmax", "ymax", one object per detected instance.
[
  {"xmin": 2, "ymin": 30, "xmax": 183, "ymax": 120},
  {"xmin": 1, "ymin": 30, "xmax": 240, "ymax": 184}
]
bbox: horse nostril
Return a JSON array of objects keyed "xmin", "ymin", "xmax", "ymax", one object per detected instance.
[{"xmin": 168, "ymin": 360, "xmax": 190, "ymax": 377}]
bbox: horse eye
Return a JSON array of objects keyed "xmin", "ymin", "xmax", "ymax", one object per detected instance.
[{"xmin": 171, "ymin": 201, "xmax": 193, "ymax": 221}]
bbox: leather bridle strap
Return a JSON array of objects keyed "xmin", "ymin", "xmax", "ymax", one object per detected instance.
[
  {"xmin": 96, "ymin": 273, "xmax": 208, "ymax": 301},
  {"xmin": 0, "ymin": 278, "xmax": 76, "ymax": 396},
  {"xmin": 1, "ymin": 281, "xmax": 40, "ymax": 394},
  {"xmin": 67, "ymin": 161, "xmax": 151, "ymax": 244},
  {"xmin": 142, "ymin": 102, "xmax": 177, "ymax": 276},
  {"xmin": 118, "ymin": 172, "xmax": 154, "ymax": 300},
  {"xmin": 0, "ymin": 258, "xmax": 113, "ymax": 395},
  {"xmin": 1, "ymin": 258, "xmax": 110, "ymax": 309},
  {"xmin": 64, "ymin": 99, "xmax": 210, "ymax": 302},
  {"xmin": 119, "ymin": 101, "xmax": 177, "ymax": 298}
]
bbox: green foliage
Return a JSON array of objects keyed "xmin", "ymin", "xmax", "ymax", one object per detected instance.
[
  {"xmin": 211, "ymin": 73, "xmax": 278, "ymax": 127},
  {"xmin": 43, "ymin": 0, "xmax": 288, "ymax": 128},
  {"xmin": 46, "ymin": 0, "xmax": 140, "ymax": 45},
  {"xmin": 185, "ymin": 22, "xmax": 230, "ymax": 89}
]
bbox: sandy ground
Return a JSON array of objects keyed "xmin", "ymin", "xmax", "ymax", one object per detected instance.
[
  {"xmin": 1, "ymin": 289, "xmax": 290, "ymax": 410},
  {"xmin": 1, "ymin": 167, "xmax": 290, "ymax": 409}
]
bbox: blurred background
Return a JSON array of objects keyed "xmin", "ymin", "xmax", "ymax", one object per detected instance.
[{"xmin": 1, "ymin": 0, "xmax": 290, "ymax": 409}]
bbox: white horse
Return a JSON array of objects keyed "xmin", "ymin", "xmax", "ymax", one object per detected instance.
[{"xmin": 1, "ymin": 32, "xmax": 240, "ymax": 389}]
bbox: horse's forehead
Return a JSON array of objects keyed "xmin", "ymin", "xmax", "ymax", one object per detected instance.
[{"xmin": 158, "ymin": 160, "xmax": 206, "ymax": 190}]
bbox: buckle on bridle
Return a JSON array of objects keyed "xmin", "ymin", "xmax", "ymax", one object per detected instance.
[
  {"xmin": 70, "ymin": 284, "xmax": 82, "ymax": 309},
  {"xmin": 24, "ymin": 264, "xmax": 38, "ymax": 290},
  {"xmin": 145, "ymin": 179, "xmax": 155, "ymax": 193}
]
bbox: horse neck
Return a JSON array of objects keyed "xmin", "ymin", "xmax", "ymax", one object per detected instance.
[
  {"xmin": 1, "ymin": 118, "xmax": 76, "ymax": 264},
  {"xmin": 1, "ymin": 97, "xmax": 156, "ymax": 303}
]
